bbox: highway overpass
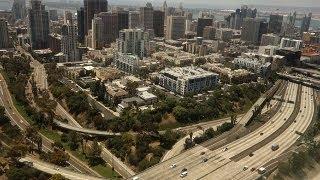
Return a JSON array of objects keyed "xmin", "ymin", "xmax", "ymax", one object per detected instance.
[{"xmin": 53, "ymin": 120, "xmax": 121, "ymax": 137}]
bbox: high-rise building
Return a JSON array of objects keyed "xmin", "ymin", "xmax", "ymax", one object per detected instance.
[
  {"xmin": 129, "ymin": 11, "xmax": 140, "ymax": 29},
  {"xmin": 162, "ymin": 1, "xmax": 168, "ymax": 24},
  {"xmin": 84, "ymin": 0, "xmax": 108, "ymax": 35},
  {"xmin": 28, "ymin": 0, "xmax": 50, "ymax": 50},
  {"xmin": 77, "ymin": 7, "xmax": 85, "ymax": 43},
  {"xmin": 61, "ymin": 23, "xmax": 79, "ymax": 61},
  {"xmin": 203, "ymin": 26, "xmax": 216, "ymax": 40},
  {"xmin": 64, "ymin": 11, "xmax": 73, "ymax": 24},
  {"xmin": 0, "ymin": 19, "xmax": 10, "ymax": 48},
  {"xmin": 226, "ymin": 5, "xmax": 257, "ymax": 30},
  {"xmin": 166, "ymin": 15, "xmax": 186, "ymax": 40},
  {"xmin": 197, "ymin": 18, "xmax": 213, "ymax": 37},
  {"xmin": 216, "ymin": 28, "xmax": 233, "ymax": 41},
  {"xmin": 280, "ymin": 38, "xmax": 302, "ymax": 50},
  {"xmin": 49, "ymin": 10, "xmax": 58, "ymax": 21},
  {"xmin": 281, "ymin": 12, "xmax": 296, "ymax": 37},
  {"xmin": 12, "ymin": 0, "xmax": 26, "ymax": 20},
  {"xmin": 117, "ymin": 10, "xmax": 129, "ymax": 32},
  {"xmin": 300, "ymin": 13, "xmax": 312, "ymax": 34},
  {"xmin": 140, "ymin": 2, "xmax": 154, "ymax": 30},
  {"xmin": 241, "ymin": 18, "xmax": 268, "ymax": 45},
  {"xmin": 260, "ymin": 33, "xmax": 280, "ymax": 46},
  {"xmin": 268, "ymin": 14, "xmax": 283, "ymax": 34},
  {"xmin": 153, "ymin": 10, "xmax": 165, "ymax": 37},
  {"xmin": 91, "ymin": 16, "xmax": 104, "ymax": 49},
  {"xmin": 117, "ymin": 28, "xmax": 145, "ymax": 59},
  {"xmin": 95, "ymin": 12, "xmax": 118, "ymax": 46}
]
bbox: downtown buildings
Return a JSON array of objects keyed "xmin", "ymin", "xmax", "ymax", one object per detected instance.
[
  {"xmin": 12, "ymin": 0, "xmax": 26, "ymax": 20},
  {"xmin": 0, "ymin": 19, "xmax": 10, "ymax": 49},
  {"xmin": 83, "ymin": 0, "xmax": 108, "ymax": 36},
  {"xmin": 28, "ymin": 0, "xmax": 50, "ymax": 50}
]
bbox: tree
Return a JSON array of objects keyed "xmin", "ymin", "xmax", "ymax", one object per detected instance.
[
  {"xmin": 160, "ymin": 130, "xmax": 179, "ymax": 150},
  {"xmin": 126, "ymin": 81, "xmax": 139, "ymax": 96},
  {"xmin": 231, "ymin": 114, "xmax": 237, "ymax": 125},
  {"xmin": 172, "ymin": 106, "xmax": 189, "ymax": 123},
  {"xmin": 68, "ymin": 132, "xmax": 80, "ymax": 151},
  {"xmin": 87, "ymin": 140, "xmax": 102, "ymax": 166},
  {"xmin": 49, "ymin": 174, "xmax": 66, "ymax": 180},
  {"xmin": 49, "ymin": 149, "xmax": 70, "ymax": 167}
]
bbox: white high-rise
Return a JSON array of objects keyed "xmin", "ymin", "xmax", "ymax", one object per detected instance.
[
  {"xmin": 61, "ymin": 22, "xmax": 79, "ymax": 62},
  {"xmin": 117, "ymin": 28, "xmax": 145, "ymax": 59}
]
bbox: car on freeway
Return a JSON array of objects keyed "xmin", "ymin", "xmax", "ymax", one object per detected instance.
[
  {"xmin": 170, "ymin": 164, "xmax": 177, "ymax": 168},
  {"xmin": 271, "ymin": 144, "xmax": 279, "ymax": 151},
  {"xmin": 243, "ymin": 166, "xmax": 248, "ymax": 171},
  {"xmin": 181, "ymin": 168, "xmax": 187, "ymax": 173},
  {"xmin": 258, "ymin": 167, "xmax": 266, "ymax": 174},
  {"xmin": 180, "ymin": 171, "xmax": 188, "ymax": 178}
]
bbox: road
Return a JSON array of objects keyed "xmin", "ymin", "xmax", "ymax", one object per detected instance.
[
  {"xmin": 133, "ymin": 82, "xmax": 306, "ymax": 180},
  {"xmin": 162, "ymin": 96, "xmax": 280, "ymax": 162},
  {"xmin": 53, "ymin": 119, "xmax": 121, "ymax": 136},
  {"xmin": 20, "ymin": 156, "xmax": 104, "ymax": 180},
  {"xmin": 0, "ymin": 74, "xmax": 102, "ymax": 177}
]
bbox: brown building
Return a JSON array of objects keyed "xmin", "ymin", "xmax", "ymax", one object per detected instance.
[
  {"xmin": 153, "ymin": 10, "xmax": 165, "ymax": 37},
  {"xmin": 48, "ymin": 33, "xmax": 61, "ymax": 53},
  {"xmin": 95, "ymin": 12, "xmax": 118, "ymax": 46},
  {"xmin": 84, "ymin": 0, "xmax": 108, "ymax": 35}
]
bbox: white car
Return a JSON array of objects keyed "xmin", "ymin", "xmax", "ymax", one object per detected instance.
[
  {"xmin": 132, "ymin": 177, "xmax": 139, "ymax": 180},
  {"xmin": 170, "ymin": 164, "xmax": 177, "ymax": 168},
  {"xmin": 180, "ymin": 171, "xmax": 188, "ymax": 178}
]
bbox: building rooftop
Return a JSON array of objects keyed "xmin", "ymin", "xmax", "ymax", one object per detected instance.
[{"xmin": 160, "ymin": 66, "xmax": 218, "ymax": 80}]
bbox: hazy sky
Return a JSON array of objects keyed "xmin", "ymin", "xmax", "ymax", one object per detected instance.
[{"xmin": 106, "ymin": 0, "xmax": 320, "ymax": 8}]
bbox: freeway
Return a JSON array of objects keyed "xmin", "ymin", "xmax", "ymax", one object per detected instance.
[
  {"xmin": 53, "ymin": 119, "xmax": 121, "ymax": 136},
  {"xmin": 20, "ymin": 156, "xmax": 104, "ymax": 180},
  {"xmin": 133, "ymin": 82, "xmax": 299, "ymax": 180},
  {"xmin": 162, "ymin": 99, "xmax": 280, "ymax": 162},
  {"xmin": 0, "ymin": 74, "xmax": 101, "ymax": 177},
  {"xmin": 221, "ymin": 85, "xmax": 315, "ymax": 180}
]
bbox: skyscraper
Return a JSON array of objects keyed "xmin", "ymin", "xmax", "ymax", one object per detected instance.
[
  {"xmin": 0, "ymin": 19, "xmax": 10, "ymax": 48},
  {"xmin": 241, "ymin": 18, "xmax": 268, "ymax": 45},
  {"xmin": 140, "ymin": 2, "xmax": 154, "ymax": 30},
  {"xmin": 61, "ymin": 23, "xmax": 79, "ymax": 61},
  {"xmin": 28, "ymin": 0, "xmax": 50, "ymax": 50},
  {"xmin": 129, "ymin": 11, "xmax": 140, "ymax": 29},
  {"xmin": 12, "ymin": 0, "xmax": 26, "ymax": 20},
  {"xmin": 49, "ymin": 10, "xmax": 58, "ymax": 21},
  {"xmin": 84, "ymin": 0, "xmax": 108, "ymax": 35},
  {"xmin": 117, "ymin": 29, "xmax": 145, "ymax": 59},
  {"xmin": 117, "ymin": 10, "xmax": 129, "ymax": 32},
  {"xmin": 197, "ymin": 18, "xmax": 213, "ymax": 37},
  {"xmin": 94, "ymin": 12, "xmax": 118, "ymax": 46},
  {"xmin": 268, "ymin": 14, "xmax": 283, "ymax": 34},
  {"xmin": 91, "ymin": 16, "xmax": 104, "ymax": 49},
  {"xmin": 153, "ymin": 10, "xmax": 165, "ymax": 37},
  {"xmin": 166, "ymin": 15, "xmax": 186, "ymax": 40},
  {"xmin": 77, "ymin": 7, "xmax": 85, "ymax": 43},
  {"xmin": 64, "ymin": 11, "xmax": 73, "ymax": 24},
  {"xmin": 300, "ymin": 13, "xmax": 312, "ymax": 34}
]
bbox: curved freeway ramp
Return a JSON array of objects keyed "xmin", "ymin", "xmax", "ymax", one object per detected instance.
[
  {"xmin": 53, "ymin": 120, "xmax": 121, "ymax": 137},
  {"xmin": 20, "ymin": 156, "xmax": 105, "ymax": 180}
]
